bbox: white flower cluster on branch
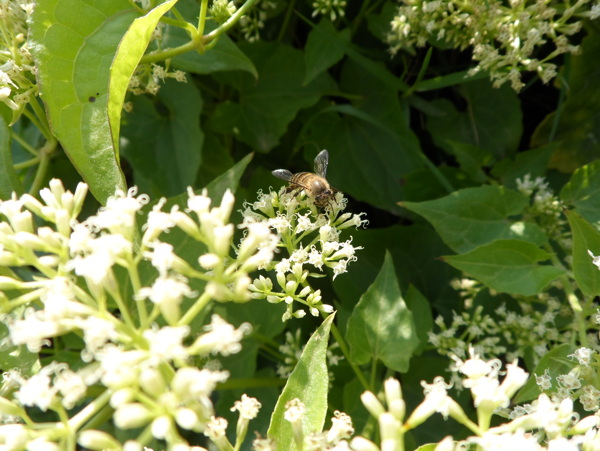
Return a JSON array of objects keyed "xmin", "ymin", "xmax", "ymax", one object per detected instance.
[{"xmin": 244, "ymin": 187, "xmax": 368, "ymax": 321}]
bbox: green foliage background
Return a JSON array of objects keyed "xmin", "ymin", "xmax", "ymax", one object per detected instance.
[{"xmin": 3, "ymin": 0, "xmax": 600, "ymax": 448}]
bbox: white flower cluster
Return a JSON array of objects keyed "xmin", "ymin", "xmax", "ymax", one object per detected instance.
[
  {"xmin": 387, "ymin": 0, "xmax": 598, "ymax": 91},
  {"xmin": 0, "ymin": 1, "xmax": 35, "ymax": 114},
  {"xmin": 238, "ymin": 0, "xmax": 277, "ymax": 42},
  {"xmin": 312, "ymin": 0, "xmax": 347, "ymax": 21},
  {"xmin": 516, "ymin": 174, "xmax": 568, "ymax": 248},
  {"xmin": 244, "ymin": 187, "xmax": 367, "ymax": 321},
  {"xmin": 0, "ymin": 180, "xmax": 279, "ymax": 450},
  {"xmin": 428, "ymin": 292, "xmax": 572, "ymax": 387},
  {"xmin": 352, "ymin": 352, "xmax": 600, "ymax": 451}
]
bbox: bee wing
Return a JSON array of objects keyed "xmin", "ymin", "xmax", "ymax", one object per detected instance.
[
  {"xmin": 272, "ymin": 169, "xmax": 294, "ymax": 181},
  {"xmin": 314, "ymin": 149, "xmax": 329, "ymax": 178}
]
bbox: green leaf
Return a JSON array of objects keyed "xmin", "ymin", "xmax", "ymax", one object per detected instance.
[
  {"xmin": 444, "ymin": 140, "xmax": 493, "ymax": 183},
  {"xmin": 565, "ymin": 210, "xmax": 600, "ymax": 297},
  {"xmin": 166, "ymin": 24, "xmax": 257, "ymax": 78},
  {"xmin": 561, "ymin": 159, "xmax": 600, "ymax": 224},
  {"xmin": 29, "ymin": 0, "xmax": 134, "ymax": 204},
  {"xmin": 0, "ymin": 116, "xmax": 22, "ymax": 199},
  {"xmin": 121, "ymin": 79, "xmax": 203, "ymax": 197},
  {"xmin": 208, "ymin": 42, "xmax": 336, "ymax": 152},
  {"xmin": 333, "ymin": 224, "xmax": 455, "ymax": 311},
  {"xmin": 402, "ymin": 185, "xmax": 546, "ymax": 253},
  {"xmin": 442, "ymin": 240, "xmax": 564, "ymax": 296},
  {"xmin": 267, "ymin": 314, "xmax": 334, "ymax": 450},
  {"xmin": 346, "ymin": 252, "xmax": 419, "ymax": 372},
  {"xmin": 513, "ymin": 344, "xmax": 575, "ymax": 404},
  {"xmin": 426, "ymin": 79, "xmax": 522, "ymax": 160},
  {"xmin": 304, "ymin": 20, "xmax": 350, "ymax": 85},
  {"xmin": 405, "ymin": 285, "xmax": 433, "ymax": 356},
  {"xmin": 532, "ymin": 32, "xmax": 600, "ymax": 172},
  {"xmin": 108, "ymin": 0, "xmax": 178, "ymax": 152}
]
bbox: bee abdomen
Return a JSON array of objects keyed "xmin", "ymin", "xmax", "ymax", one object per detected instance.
[{"xmin": 290, "ymin": 172, "xmax": 313, "ymax": 186}]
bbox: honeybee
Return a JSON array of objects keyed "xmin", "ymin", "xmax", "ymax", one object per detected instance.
[{"xmin": 272, "ymin": 149, "xmax": 338, "ymax": 208}]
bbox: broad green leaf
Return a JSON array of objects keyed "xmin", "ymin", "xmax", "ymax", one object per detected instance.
[
  {"xmin": 108, "ymin": 0, "xmax": 178, "ymax": 152},
  {"xmin": 0, "ymin": 117, "xmax": 21, "ymax": 199},
  {"xmin": 426, "ymin": 79, "xmax": 522, "ymax": 160},
  {"xmin": 29, "ymin": 0, "xmax": 135, "ymax": 204},
  {"xmin": 561, "ymin": 160, "xmax": 600, "ymax": 224},
  {"xmin": 332, "ymin": 225, "xmax": 456, "ymax": 310},
  {"xmin": 532, "ymin": 32, "xmax": 600, "ymax": 172},
  {"xmin": 402, "ymin": 186, "xmax": 546, "ymax": 253},
  {"xmin": 346, "ymin": 252, "xmax": 419, "ymax": 372},
  {"xmin": 442, "ymin": 240, "xmax": 564, "ymax": 296},
  {"xmin": 121, "ymin": 79, "xmax": 203, "ymax": 197},
  {"xmin": 304, "ymin": 20, "xmax": 350, "ymax": 85},
  {"xmin": 513, "ymin": 344, "xmax": 575, "ymax": 404},
  {"xmin": 565, "ymin": 210, "xmax": 600, "ymax": 297},
  {"xmin": 267, "ymin": 314, "xmax": 334, "ymax": 450},
  {"xmin": 208, "ymin": 42, "xmax": 336, "ymax": 152}
]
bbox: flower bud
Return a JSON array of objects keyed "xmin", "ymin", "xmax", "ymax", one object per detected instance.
[{"xmin": 77, "ymin": 430, "xmax": 121, "ymax": 450}]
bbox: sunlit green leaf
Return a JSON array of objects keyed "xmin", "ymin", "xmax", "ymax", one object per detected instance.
[
  {"xmin": 108, "ymin": 0, "xmax": 178, "ymax": 152},
  {"xmin": 402, "ymin": 185, "xmax": 546, "ymax": 253},
  {"xmin": 442, "ymin": 240, "xmax": 564, "ymax": 296},
  {"xmin": 268, "ymin": 314, "xmax": 334, "ymax": 450},
  {"xmin": 513, "ymin": 344, "xmax": 575, "ymax": 404},
  {"xmin": 346, "ymin": 252, "xmax": 419, "ymax": 372},
  {"xmin": 29, "ymin": 0, "xmax": 134, "ymax": 203}
]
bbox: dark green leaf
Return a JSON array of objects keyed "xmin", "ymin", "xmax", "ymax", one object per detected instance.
[
  {"xmin": 405, "ymin": 285, "xmax": 433, "ymax": 356},
  {"xmin": 267, "ymin": 314, "xmax": 334, "ymax": 450},
  {"xmin": 426, "ymin": 79, "xmax": 522, "ymax": 160},
  {"xmin": 302, "ymin": 105, "xmax": 424, "ymax": 214},
  {"xmin": 402, "ymin": 185, "xmax": 546, "ymax": 253},
  {"xmin": 304, "ymin": 20, "xmax": 350, "ymax": 85},
  {"xmin": 346, "ymin": 252, "xmax": 419, "ymax": 372},
  {"xmin": 0, "ymin": 116, "xmax": 22, "ymax": 199},
  {"xmin": 29, "ymin": 0, "xmax": 133, "ymax": 203},
  {"xmin": 208, "ymin": 42, "xmax": 336, "ymax": 152},
  {"xmin": 532, "ymin": 32, "xmax": 600, "ymax": 172},
  {"xmin": 565, "ymin": 210, "xmax": 600, "ymax": 297},
  {"xmin": 121, "ymin": 79, "xmax": 203, "ymax": 197},
  {"xmin": 561, "ymin": 159, "xmax": 600, "ymax": 224},
  {"xmin": 442, "ymin": 239, "xmax": 564, "ymax": 296},
  {"xmin": 444, "ymin": 140, "xmax": 493, "ymax": 183}
]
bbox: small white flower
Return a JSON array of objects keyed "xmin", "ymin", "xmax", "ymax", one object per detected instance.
[
  {"xmin": 231, "ymin": 394, "xmax": 262, "ymax": 420},
  {"xmin": 190, "ymin": 314, "xmax": 252, "ymax": 356}
]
